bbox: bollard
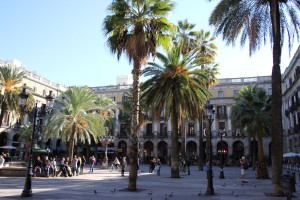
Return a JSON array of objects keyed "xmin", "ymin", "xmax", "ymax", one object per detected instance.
[
  {"xmin": 280, "ymin": 174, "xmax": 293, "ymax": 200},
  {"xmin": 291, "ymin": 172, "xmax": 296, "ymax": 192}
]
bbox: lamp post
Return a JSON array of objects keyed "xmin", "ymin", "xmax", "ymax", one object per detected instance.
[
  {"xmin": 99, "ymin": 127, "xmax": 115, "ymax": 168},
  {"xmin": 218, "ymin": 131, "xmax": 226, "ymax": 179},
  {"xmin": 19, "ymin": 84, "xmax": 55, "ymax": 197},
  {"xmin": 205, "ymin": 102, "xmax": 215, "ymax": 195}
]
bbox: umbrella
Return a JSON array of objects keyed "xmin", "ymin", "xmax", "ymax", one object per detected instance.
[
  {"xmin": 0, "ymin": 145, "xmax": 17, "ymax": 149},
  {"xmin": 283, "ymin": 152, "xmax": 298, "ymax": 158}
]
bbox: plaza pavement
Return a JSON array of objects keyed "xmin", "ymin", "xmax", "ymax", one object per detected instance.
[{"xmin": 0, "ymin": 164, "xmax": 299, "ymax": 200}]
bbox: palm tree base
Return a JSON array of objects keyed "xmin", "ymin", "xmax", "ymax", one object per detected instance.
[{"xmin": 255, "ymin": 161, "xmax": 269, "ymax": 179}]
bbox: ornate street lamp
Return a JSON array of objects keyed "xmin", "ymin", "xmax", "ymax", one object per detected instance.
[
  {"xmin": 99, "ymin": 127, "xmax": 115, "ymax": 168},
  {"xmin": 205, "ymin": 101, "xmax": 215, "ymax": 195},
  {"xmin": 19, "ymin": 84, "xmax": 55, "ymax": 197},
  {"xmin": 218, "ymin": 130, "xmax": 226, "ymax": 179}
]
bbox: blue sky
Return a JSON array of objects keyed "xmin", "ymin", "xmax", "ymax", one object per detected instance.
[{"xmin": 0, "ymin": 0, "xmax": 299, "ymax": 87}]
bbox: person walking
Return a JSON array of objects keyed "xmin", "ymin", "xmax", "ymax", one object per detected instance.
[
  {"xmin": 186, "ymin": 158, "xmax": 191, "ymax": 175},
  {"xmin": 89, "ymin": 155, "xmax": 95, "ymax": 173},
  {"xmin": 240, "ymin": 156, "xmax": 249, "ymax": 183},
  {"xmin": 156, "ymin": 159, "xmax": 161, "ymax": 176},
  {"xmin": 80, "ymin": 155, "xmax": 86, "ymax": 174},
  {"xmin": 121, "ymin": 157, "xmax": 127, "ymax": 176},
  {"xmin": 71, "ymin": 155, "xmax": 78, "ymax": 176}
]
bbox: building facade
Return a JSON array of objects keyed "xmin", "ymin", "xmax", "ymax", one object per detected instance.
[
  {"xmin": 0, "ymin": 59, "xmax": 67, "ymax": 157},
  {"xmin": 282, "ymin": 46, "xmax": 300, "ymax": 154},
  {"xmin": 91, "ymin": 75, "xmax": 273, "ymax": 165}
]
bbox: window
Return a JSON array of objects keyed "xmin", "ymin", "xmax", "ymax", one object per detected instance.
[
  {"xmin": 218, "ymin": 122, "xmax": 225, "ymax": 131},
  {"xmin": 268, "ymin": 88, "xmax": 272, "ymax": 95},
  {"xmin": 111, "ymin": 96, "xmax": 116, "ymax": 101},
  {"xmin": 120, "ymin": 123, "xmax": 126, "ymax": 135},
  {"xmin": 146, "ymin": 123, "xmax": 152, "ymax": 135},
  {"xmin": 122, "ymin": 96, "xmax": 128, "ymax": 102},
  {"xmin": 218, "ymin": 91, "xmax": 224, "ymax": 98},
  {"xmin": 160, "ymin": 123, "xmax": 167, "ymax": 135},
  {"xmin": 217, "ymin": 106, "xmax": 226, "ymax": 116},
  {"xmin": 43, "ymin": 90, "xmax": 46, "ymax": 97},
  {"xmin": 188, "ymin": 122, "xmax": 195, "ymax": 135},
  {"xmin": 233, "ymin": 90, "xmax": 239, "ymax": 97},
  {"xmin": 33, "ymin": 87, "xmax": 37, "ymax": 93}
]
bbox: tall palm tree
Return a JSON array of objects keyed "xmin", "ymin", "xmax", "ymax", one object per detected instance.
[
  {"xmin": 208, "ymin": 0, "xmax": 300, "ymax": 194},
  {"xmin": 193, "ymin": 30, "xmax": 217, "ymax": 65},
  {"xmin": 94, "ymin": 94, "xmax": 117, "ymax": 131},
  {"xmin": 231, "ymin": 84, "xmax": 271, "ymax": 179},
  {"xmin": 44, "ymin": 87, "xmax": 105, "ymax": 159},
  {"xmin": 174, "ymin": 19, "xmax": 197, "ymax": 55},
  {"xmin": 141, "ymin": 44, "xmax": 209, "ymax": 178},
  {"xmin": 0, "ymin": 65, "xmax": 25, "ymax": 127},
  {"xmin": 103, "ymin": 0, "xmax": 175, "ymax": 191}
]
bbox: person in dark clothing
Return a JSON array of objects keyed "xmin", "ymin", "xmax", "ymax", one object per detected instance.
[
  {"xmin": 186, "ymin": 158, "xmax": 191, "ymax": 175},
  {"xmin": 33, "ymin": 156, "xmax": 42, "ymax": 177}
]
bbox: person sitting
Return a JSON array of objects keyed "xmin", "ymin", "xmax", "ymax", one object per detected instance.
[
  {"xmin": 50, "ymin": 157, "xmax": 57, "ymax": 177},
  {"xmin": 33, "ymin": 156, "xmax": 42, "ymax": 177},
  {"xmin": 65, "ymin": 161, "xmax": 72, "ymax": 177},
  {"xmin": 0, "ymin": 154, "xmax": 5, "ymax": 168}
]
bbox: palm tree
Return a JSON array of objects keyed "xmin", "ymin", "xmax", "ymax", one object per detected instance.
[
  {"xmin": 94, "ymin": 94, "xmax": 117, "ymax": 131},
  {"xmin": 174, "ymin": 19, "xmax": 197, "ymax": 55},
  {"xmin": 208, "ymin": 0, "xmax": 300, "ymax": 194},
  {"xmin": 103, "ymin": 0, "xmax": 175, "ymax": 191},
  {"xmin": 141, "ymin": 44, "xmax": 209, "ymax": 178},
  {"xmin": 231, "ymin": 84, "xmax": 271, "ymax": 179},
  {"xmin": 193, "ymin": 30, "xmax": 217, "ymax": 65},
  {"xmin": 0, "ymin": 65, "xmax": 25, "ymax": 127},
  {"xmin": 44, "ymin": 87, "xmax": 105, "ymax": 159}
]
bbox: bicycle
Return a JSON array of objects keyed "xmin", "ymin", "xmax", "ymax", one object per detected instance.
[{"xmin": 108, "ymin": 163, "xmax": 120, "ymax": 172}]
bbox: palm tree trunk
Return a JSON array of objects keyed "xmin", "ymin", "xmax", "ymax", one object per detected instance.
[
  {"xmin": 198, "ymin": 113, "xmax": 204, "ymax": 171},
  {"xmin": 0, "ymin": 103, "xmax": 7, "ymax": 127},
  {"xmin": 171, "ymin": 98, "xmax": 180, "ymax": 178},
  {"xmin": 269, "ymin": 0, "xmax": 284, "ymax": 196},
  {"xmin": 181, "ymin": 117, "xmax": 186, "ymax": 159},
  {"xmin": 256, "ymin": 136, "xmax": 269, "ymax": 179},
  {"xmin": 128, "ymin": 58, "xmax": 140, "ymax": 191}
]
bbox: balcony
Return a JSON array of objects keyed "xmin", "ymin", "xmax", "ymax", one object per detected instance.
[
  {"xmin": 143, "ymin": 132, "xmax": 154, "ymax": 139},
  {"xmin": 117, "ymin": 133, "xmax": 128, "ymax": 139},
  {"xmin": 216, "ymin": 114, "xmax": 227, "ymax": 120},
  {"xmin": 187, "ymin": 133, "xmax": 196, "ymax": 138},
  {"xmin": 157, "ymin": 133, "xmax": 168, "ymax": 139},
  {"xmin": 289, "ymin": 103, "xmax": 296, "ymax": 113}
]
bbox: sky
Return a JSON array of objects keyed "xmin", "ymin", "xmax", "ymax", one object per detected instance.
[{"xmin": 0, "ymin": 0, "xmax": 299, "ymax": 87}]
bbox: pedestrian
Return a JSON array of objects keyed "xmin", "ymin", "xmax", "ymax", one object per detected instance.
[
  {"xmin": 50, "ymin": 157, "xmax": 57, "ymax": 177},
  {"xmin": 71, "ymin": 155, "xmax": 78, "ymax": 176},
  {"xmin": 137, "ymin": 157, "xmax": 140, "ymax": 174},
  {"xmin": 240, "ymin": 156, "xmax": 249, "ymax": 183},
  {"xmin": 80, "ymin": 155, "xmax": 86, "ymax": 174},
  {"xmin": 186, "ymin": 158, "xmax": 191, "ymax": 175},
  {"xmin": 156, "ymin": 159, "xmax": 161, "ymax": 176},
  {"xmin": 44, "ymin": 156, "xmax": 51, "ymax": 177},
  {"xmin": 89, "ymin": 155, "xmax": 95, "ymax": 173},
  {"xmin": 0, "ymin": 154, "xmax": 5, "ymax": 168},
  {"xmin": 121, "ymin": 157, "xmax": 127, "ymax": 176}
]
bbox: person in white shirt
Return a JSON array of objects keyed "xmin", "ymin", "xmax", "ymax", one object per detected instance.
[{"xmin": 0, "ymin": 155, "xmax": 5, "ymax": 168}]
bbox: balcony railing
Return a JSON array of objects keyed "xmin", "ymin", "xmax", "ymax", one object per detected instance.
[
  {"xmin": 157, "ymin": 133, "xmax": 168, "ymax": 139},
  {"xmin": 117, "ymin": 133, "xmax": 128, "ymax": 139},
  {"xmin": 217, "ymin": 114, "xmax": 227, "ymax": 119},
  {"xmin": 143, "ymin": 132, "xmax": 154, "ymax": 139}
]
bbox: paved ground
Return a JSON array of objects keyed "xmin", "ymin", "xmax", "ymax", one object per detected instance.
[{"xmin": 0, "ymin": 164, "xmax": 299, "ymax": 200}]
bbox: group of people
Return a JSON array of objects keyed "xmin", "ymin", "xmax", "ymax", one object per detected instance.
[
  {"xmin": 149, "ymin": 158, "xmax": 161, "ymax": 176},
  {"xmin": 32, "ymin": 155, "xmax": 87, "ymax": 177}
]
